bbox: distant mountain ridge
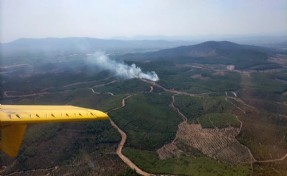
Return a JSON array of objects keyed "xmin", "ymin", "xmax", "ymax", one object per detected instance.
[
  {"xmin": 144, "ymin": 41, "xmax": 271, "ymax": 57},
  {"xmin": 0, "ymin": 37, "xmax": 195, "ymax": 56},
  {"xmin": 123, "ymin": 41, "xmax": 275, "ymax": 69},
  {"xmin": 1, "ymin": 39, "xmax": 277, "ymax": 70}
]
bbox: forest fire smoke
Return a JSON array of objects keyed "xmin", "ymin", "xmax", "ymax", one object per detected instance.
[{"xmin": 86, "ymin": 52, "xmax": 159, "ymax": 81}]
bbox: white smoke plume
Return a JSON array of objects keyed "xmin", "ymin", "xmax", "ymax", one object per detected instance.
[{"xmin": 86, "ymin": 52, "xmax": 159, "ymax": 81}]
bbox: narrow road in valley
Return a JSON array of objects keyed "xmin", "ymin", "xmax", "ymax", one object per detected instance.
[
  {"xmin": 226, "ymin": 96, "xmax": 255, "ymax": 110},
  {"xmin": 225, "ymin": 97, "xmax": 246, "ymax": 114},
  {"xmin": 145, "ymin": 80, "xmax": 259, "ymax": 170},
  {"xmin": 107, "ymin": 95, "xmax": 153, "ymax": 176},
  {"xmin": 168, "ymin": 94, "xmax": 188, "ymax": 146},
  {"xmin": 255, "ymin": 153, "xmax": 287, "ymax": 163},
  {"xmin": 140, "ymin": 79, "xmax": 199, "ymax": 97},
  {"xmin": 3, "ymin": 79, "xmax": 117, "ymax": 99},
  {"xmin": 170, "ymin": 95, "xmax": 187, "ymax": 122},
  {"xmin": 89, "ymin": 88, "xmax": 114, "ymax": 96},
  {"xmin": 92, "ymin": 80, "xmax": 118, "ymax": 88},
  {"xmin": 89, "ymin": 88, "xmax": 97, "ymax": 94},
  {"xmin": 225, "ymin": 92, "xmax": 287, "ymax": 167},
  {"xmin": 3, "ymin": 91, "xmax": 49, "ymax": 98},
  {"xmin": 63, "ymin": 80, "xmax": 99, "ymax": 88},
  {"xmin": 235, "ymin": 115, "xmax": 243, "ymax": 133},
  {"xmin": 149, "ymin": 86, "xmax": 154, "ymax": 93},
  {"xmin": 234, "ymin": 115, "xmax": 255, "ymax": 172},
  {"xmin": 63, "ymin": 78, "xmax": 117, "ymax": 88}
]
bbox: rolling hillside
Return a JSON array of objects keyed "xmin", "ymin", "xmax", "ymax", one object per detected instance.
[
  {"xmin": 1, "ymin": 40, "xmax": 287, "ymax": 176},
  {"xmin": 123, "ymin": 41, "xmax": 276, "ymax": 69}
]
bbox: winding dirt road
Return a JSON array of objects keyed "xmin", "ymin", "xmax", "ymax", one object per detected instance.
[
  {"xmin": 171, "ymin": 95, "xmax": 187, "ymax": 122},
  {"xmin": 225, "ymin": 92, "xmax": 287, "ymax": 166},
  {"xmin": 3, "ymin": 91, "xmax": 49, "ymax": 98},
  {"xmin": 147, "ymin": 80, "xmax": 287, "ymax": 168},
  {"xmin": 140, "ymin": 79, "xmax": 199, "ymax": 97},
  {"xmin": 107, "ymin": 95, "xmax": 153, "ymax": 176},
  {"xmin": 149, "ymin": 86, "xmax": 154, "ymax": 93},
  {"xmin": 4, "ymin": 78, "xmax": 285, "ymax": 175}
]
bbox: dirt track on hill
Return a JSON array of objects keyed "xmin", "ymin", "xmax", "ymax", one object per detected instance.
[
  {"xmin": 142, "ymin": 79, "xmax": 287, "ymax": 171},
  {"xmin": 107, "ymin": 95, "xmax": 152, "ymax": 176},
  {"xmin": 158, "ymin": 94, "xmax": 254, "ymax": 164}
]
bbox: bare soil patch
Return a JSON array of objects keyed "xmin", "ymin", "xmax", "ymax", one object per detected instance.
[
  {"xmin": 157, "ymin": 121, "xmax": 254, "ymax": 164},
  {"xmin": 191, "ymin": 74, "xmax": 209, "ymax": 80},
  {"xmin": 268, "ymin": 55, "xmax": 287, "ymax": 66}
]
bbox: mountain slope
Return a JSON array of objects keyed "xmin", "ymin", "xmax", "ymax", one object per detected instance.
[{"xmin": 123, "ymin": 41, "xmax": 275, "ymax": 69}]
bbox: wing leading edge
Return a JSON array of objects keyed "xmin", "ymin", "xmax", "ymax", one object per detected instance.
[{"xmin": 0, "ymin": 105, "xmax": 109, "ymax": 157}]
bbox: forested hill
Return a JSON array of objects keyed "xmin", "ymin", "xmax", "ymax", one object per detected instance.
[{"xmin": 123, "ymin": 41, "xmax": 276, "ymax": 69}]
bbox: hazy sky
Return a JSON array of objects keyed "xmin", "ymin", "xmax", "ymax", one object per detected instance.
[{"xmin": 1, "ymin": 0, "xmax": 287, "ymax": 42}]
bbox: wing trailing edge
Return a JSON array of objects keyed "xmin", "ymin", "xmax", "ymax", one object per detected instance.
[{"xmin": 0, "ymin": 105, "xmax": 109, "ymax": 157}]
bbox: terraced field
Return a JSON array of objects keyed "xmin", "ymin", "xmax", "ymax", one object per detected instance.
[{"xmin": 176, "ymin": 122, "xmax": 252, "ymax": 164}]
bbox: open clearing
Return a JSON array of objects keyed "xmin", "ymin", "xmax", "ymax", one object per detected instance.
[{"xmin": 157, "ymin": 121, "xmax": 254, "ymax": 164}]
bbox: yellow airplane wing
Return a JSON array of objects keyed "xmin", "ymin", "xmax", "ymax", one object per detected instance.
[{"xmin": 0, "ymin": 105, "xmax": 109, "ymax": 157}]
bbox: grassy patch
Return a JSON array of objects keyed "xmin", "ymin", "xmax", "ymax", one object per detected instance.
[
  {"xmin": 253, "ymin": 160, "xmax": 287, "ymax": 176},
  {"xmin": 199, "ymin": 113, "xmax": 240, "ymax": 128},
  {"xmin": 123, "ymin": 147, "xmax": 251, "ymax": 176},
  {"xmin": 96, "ymin": 78, "xmax": 150, "ymax": 94},
  {"xmin": 154, "ymin": 64, "xmax": 241, "ymax": 93},
  {"xmin": 236, "ymin": 111, "xmax": 287, "ymax": 160},
  {"xmin": 117, "ymin": 168, "xmax": 140, "ymax": 176},
  {"xmin": 94, "ymin": 94, "xmax": 127, "ymax": 112},
  {"xmin": 109, "ymin": 93, "xmax": 181, "ymax": 149},
  {"xmin": 174, "ymin": 95, "xmax": 233, "ymax": 123},
  {"xmin": 174, "ymin": 95, "xmax": 204, "ymax": 121}
]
